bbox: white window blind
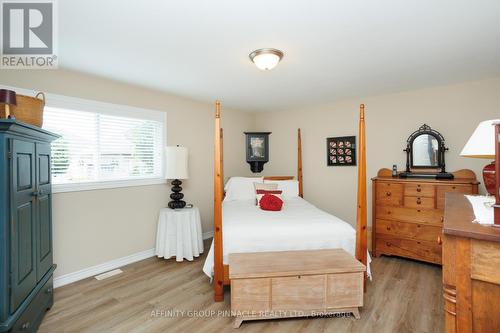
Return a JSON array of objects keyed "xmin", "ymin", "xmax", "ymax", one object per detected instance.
[{"xmin": 43, "ymin": 106, "xmax": 164, "ymax": 187}]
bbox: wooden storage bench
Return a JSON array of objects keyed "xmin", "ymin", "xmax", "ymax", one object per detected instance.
[{"xmin": 229, "ymin": 249, "xmax": 366, "ymax": 328}]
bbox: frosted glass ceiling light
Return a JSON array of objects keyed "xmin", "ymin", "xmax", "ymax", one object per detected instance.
[{"xmin": 249, "ymin": 48, "xmax": 284, "ymax": 71}]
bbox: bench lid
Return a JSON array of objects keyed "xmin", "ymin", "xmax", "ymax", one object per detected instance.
[{"xmin": 229, "ymin": 249, "xmax": 366, "ymax": 279}]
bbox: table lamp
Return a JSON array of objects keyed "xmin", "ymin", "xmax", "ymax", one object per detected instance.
[
  {"xmin": 0, "ymin": 89, "xmax": 17, "ymax": 119},
  {"xmin": 165, "ymin": 146, "xmax": 189, "ymax": 209},
  {"xmin": 460, "ymin": 119, "xmax": 500, "ymax": 225},
  {"xmin": 460, "ymin": 119, "xmax": 499, "ymax": 195}
]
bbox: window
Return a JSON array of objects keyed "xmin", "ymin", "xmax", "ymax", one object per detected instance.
[{"xmin": 40, "ymin": 95, "xmax": 166, "ymax": 193}]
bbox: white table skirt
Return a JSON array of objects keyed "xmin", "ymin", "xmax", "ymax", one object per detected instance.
[{"xmin": 155, "ymin": 207, "xmax": 204, "ymax": 262}]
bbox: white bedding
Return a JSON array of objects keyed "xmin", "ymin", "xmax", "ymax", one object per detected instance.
[{"xmin": 202, "ymin": 197, "xmax": 372, "ymax": 279}]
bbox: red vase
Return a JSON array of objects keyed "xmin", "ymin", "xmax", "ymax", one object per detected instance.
[{"xmin": 483, "ymin": 162, "xmax": 496, "ymax": 196}]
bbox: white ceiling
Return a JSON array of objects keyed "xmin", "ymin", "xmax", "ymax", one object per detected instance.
[{"xmin": 59, "ymin": 0, "xmax": 500, "ymax": 112}]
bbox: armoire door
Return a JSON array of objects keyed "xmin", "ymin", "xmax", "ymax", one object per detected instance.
[
  {"xmin": 35, "ymin": 142, "xmax": 53, "ymax": 281},
  {"xmin": 9, "ymin": 139, "xmax": 37, "ymax": 313}
]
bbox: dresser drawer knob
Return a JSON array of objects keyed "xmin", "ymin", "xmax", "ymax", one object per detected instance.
[
  {"xmin": 386, "ymin": 242, "xmax": 391, "ymax": 247},
  {"xmin": 437, "ymin": 236, "xmax": 442, "ymax": 245},
  {"xmin": 441, "ymin": 216, "xmax": 444, "ymax": 223},
  {"xmin": 386, "ymin": 192, "xmax": 392, "ymax": 197},
  {"xmin": 416, "ymin": 198, "xmax": 422, "ymax": 205},
  {"xmin": 386, "ymin": 226, "xmax": 391, "ymax": 231},
  {"xmin": 417, "ymin": 188, "xmax": 422, "ymax": 192}
]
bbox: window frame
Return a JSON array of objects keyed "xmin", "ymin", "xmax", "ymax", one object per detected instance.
[{"xmin": 1, "ymin": 85, "xmax": 167, "ymax": 193}]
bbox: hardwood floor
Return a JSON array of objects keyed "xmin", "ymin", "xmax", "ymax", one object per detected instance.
[{"xmin": 39, "ymin": 243, "xmax": 443, "ymax": 333}]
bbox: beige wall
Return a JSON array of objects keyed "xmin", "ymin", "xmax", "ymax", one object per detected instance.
[
  {"xmin": 255, "ymin": 77, "xmax": 500, "ymax": 227},
  {"xmin": 2, "ymin": 70, "xmax": 499, "ymax": 279},
  {"xmin": 1, "ymin": 69, "xmax": 255, "ymax": 277}
]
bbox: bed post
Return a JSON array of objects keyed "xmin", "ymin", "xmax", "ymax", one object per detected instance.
[
  {"xmin": 298, "ymin": 128, "xmax": 303, "ymax": 198},
  {"xmin": 214, "ymin": 100, "xmax": 224, "ymax": 302},
  {"xmin": 355, "ymin": 104, "xmax": 368, "ymax": 277},
  {"xmin": 220, "ymin": 128, "xmax": 224, "ymax": 196}
]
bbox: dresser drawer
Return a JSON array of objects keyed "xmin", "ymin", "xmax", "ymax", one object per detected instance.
[
  {"xmin": 376, "ymin": 183, "xmax": 403, "ymax": 206},
  {"xmin": 376, "ymin": 236, "xmax": 442, "ymax": 264},
  {"xmin": 376, "ymin": 206, "xmax": 443, "ymax": 225},
  {"xmin": 404, "ymin": 183, "xmax": 435, "ymax": 197},
  {"xmin": 436, "ymin": 185, "xmax": 473, "ymax": 209},
  {"xmin": 272, "ymin": 275, "xmax": 326, "ymax": 311},
  {"xmin": 404, "ymin": 196, "xmax": 435, "ymax": 209},
  {"xmin": 376, "ymin": 219, "xmax": 442, "ymax": 242},
  {"xmin": 11, "ymin": 276, "xmax": 53, "ymax": 333}
]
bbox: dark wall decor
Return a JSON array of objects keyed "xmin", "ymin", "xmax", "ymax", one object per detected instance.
[
  {"xmin": 327, "ymin": 136, "xmax": 356, "ymax": 166},
  {"xmin": 245, "ymin": 132, "xmax": 271, "ymax": 173}
]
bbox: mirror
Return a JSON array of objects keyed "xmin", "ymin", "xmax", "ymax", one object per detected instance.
[
  {"xmin": 400, "ymin": 124, "xmax": 453, "ymax": 179},
  {"xmin": 412, "ymin": 134, "xmax": 439, "ymax": 167}
]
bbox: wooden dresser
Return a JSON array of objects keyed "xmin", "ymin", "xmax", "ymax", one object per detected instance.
[
  {"xmin": 372, "ymin": 168, "xmax": 478, "ymax": 264},
  {"xmin": 442, "ymin": 193, "xmax": 500, "ymax": 332}
]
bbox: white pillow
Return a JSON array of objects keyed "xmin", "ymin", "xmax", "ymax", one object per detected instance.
[
  {"xmin": 224, "ymin": 177, "xmax": 263, "ymax": 201},
  {"xmin": 263, "ymin": 179, "xmax": 299, "ymax": 198}
]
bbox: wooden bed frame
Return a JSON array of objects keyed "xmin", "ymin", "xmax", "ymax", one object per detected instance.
[{"xmin": 213, "ymin": 101, "xmax": 367, "ymax": 301}]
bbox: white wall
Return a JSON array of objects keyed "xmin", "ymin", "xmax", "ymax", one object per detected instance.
[
  {"xmin": 1, "ymin": 69, "xmax": 255, "ymax": 277},
  {"xmin": 254, "ymin": 77, "xmax": 500, "ymax": 227}
]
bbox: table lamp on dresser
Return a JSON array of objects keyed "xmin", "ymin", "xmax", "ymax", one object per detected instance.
[
  {"xmin": 460, "ymin": 119, "xmax": 500, "ymax": 225},
  {"xmin": 165, "ymin": 146, "xmax": 189, "ymax": 209}
]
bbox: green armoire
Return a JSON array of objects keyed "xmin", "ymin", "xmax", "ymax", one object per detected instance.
[{"xmin": 0, "ymin": 120, "xmax": 58, "ymax": 333}]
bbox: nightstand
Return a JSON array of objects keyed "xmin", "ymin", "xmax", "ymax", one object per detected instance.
[{"xmin": 155, "ymin": 206, "xmax": 204, "ymax": 262}]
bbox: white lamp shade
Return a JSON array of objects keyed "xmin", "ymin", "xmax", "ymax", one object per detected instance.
[
  {"xmin": 460, "ymin": 119, "xmax": 500, "ymax": 158},
  {"xmin": 165, "ymin": 146, "xmax": 189, "ymax": 179}
]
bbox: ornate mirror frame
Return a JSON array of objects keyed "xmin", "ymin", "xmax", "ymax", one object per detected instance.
[{"xmin": 401, "ymin": 124, "xmax": 453, "ymax": 179}]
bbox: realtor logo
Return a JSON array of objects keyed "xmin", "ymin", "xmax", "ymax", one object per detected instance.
[{"xmin": 1, "ymin": 0, "xmax": 58, "ymax": 69}]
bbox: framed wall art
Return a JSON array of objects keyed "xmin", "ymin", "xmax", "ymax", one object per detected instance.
[{"xmin": 326, "ymin": 136, "xmax": 356, "ymax": 166}]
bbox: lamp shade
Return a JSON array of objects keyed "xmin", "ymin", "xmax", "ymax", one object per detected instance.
[
  {"xmin": 165, "ymin": 146, "xmax": 189, "ymax": 179},
  {"xmin": 460, "ymin": 119, "xmax": 500, "ymax": 158},
  {"xmin": 0, "ymin": 89, "xmax": 17, "ymax": 105}
]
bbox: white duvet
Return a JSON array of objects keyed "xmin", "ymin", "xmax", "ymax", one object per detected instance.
[{"xmin": 203, "ymin": 197, "xmax": 372, "ymax": 278}]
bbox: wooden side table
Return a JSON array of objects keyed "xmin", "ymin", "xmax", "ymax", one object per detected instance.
[{"xmin": 155, "ymin": 207, "xmax": 204, "ymax": 262}]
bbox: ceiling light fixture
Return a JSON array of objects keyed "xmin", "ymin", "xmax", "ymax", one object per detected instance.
[{"xmin": 249, "ymin": 48, "xmax": 284, "ymax": 71}]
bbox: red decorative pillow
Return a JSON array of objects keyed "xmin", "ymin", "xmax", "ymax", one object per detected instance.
[
  {"xmin": 259, "ymin": 193, "xmax": 284, "ymax": 211},
  {"xmin": 256, "ymin": 189, "xmax": 283, "ymax": 205}
]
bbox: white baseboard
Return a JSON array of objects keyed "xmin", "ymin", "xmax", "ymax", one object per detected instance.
[
  {"xmin": 54, "ymin": 231, "xmax": 214, "ymax": 289},
  {"xmin": 53, "ymin": 248, "xmax": 155, "ymax": 288}
]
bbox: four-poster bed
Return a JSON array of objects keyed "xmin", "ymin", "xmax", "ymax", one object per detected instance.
[{"xmin": 209, "ymin": 101, "xmax": 368, "ymax": 302}]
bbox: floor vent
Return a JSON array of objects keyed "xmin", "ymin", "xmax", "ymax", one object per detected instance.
[{"xmin": 94, "ymin": 269, "xmax": 123, "ymax": 281}]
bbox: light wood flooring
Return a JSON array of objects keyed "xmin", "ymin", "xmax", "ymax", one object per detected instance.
[{"xmin": 39, "ymin": 243, "xmax": 443, "ymax": 333}]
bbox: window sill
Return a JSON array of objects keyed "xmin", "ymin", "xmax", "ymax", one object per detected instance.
[{"xmin": 52, "ymin": 178, "xmax": 167, "ymax": 194}]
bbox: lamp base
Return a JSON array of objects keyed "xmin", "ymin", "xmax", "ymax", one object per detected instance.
[
  {"xmin": 483, "ymin": 161, "xmax": 496, "ymax": 196},
  {"xmin": 248, "ymin": 161, "xmax": 265, "ymax": 173},
  {"xmin": 168, "ymin": 179, "xmax": 186, "ymax": 209}
]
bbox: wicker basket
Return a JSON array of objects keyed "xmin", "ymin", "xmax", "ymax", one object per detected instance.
[{"xmin": 0, "ymin": 92, "xmax": 45, "ymax": 127}]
